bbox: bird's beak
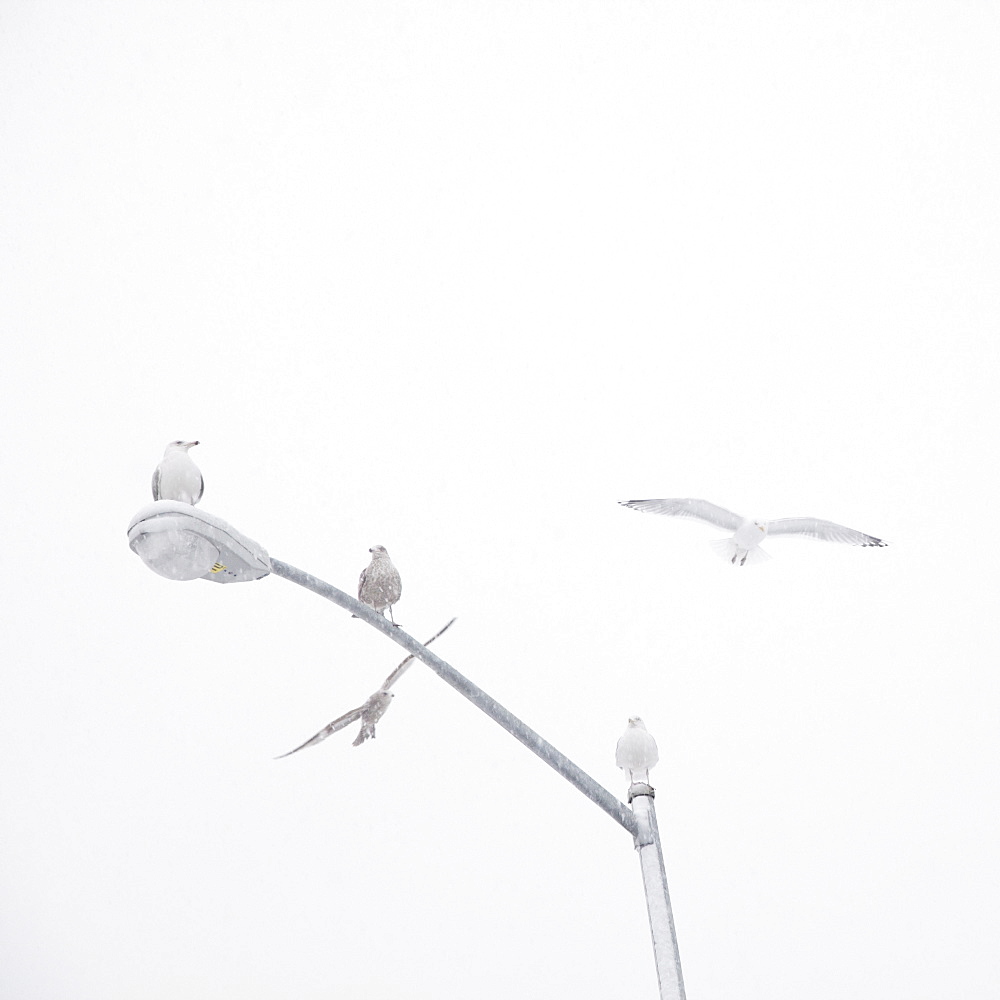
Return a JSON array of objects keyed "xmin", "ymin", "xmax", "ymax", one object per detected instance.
[
  {"xmin": 185, "ymin": 441, "xmax": 199, "ymax": 448},
  {"xmin": 758, "ymin": 524, "xmax": 765, "ymax": 532}
]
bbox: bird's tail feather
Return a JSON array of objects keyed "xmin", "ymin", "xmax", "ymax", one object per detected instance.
[{"xmin": 708, "ymin": 538, "xmax": 771, "ymax": 566}]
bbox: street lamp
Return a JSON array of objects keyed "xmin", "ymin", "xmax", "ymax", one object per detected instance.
[
  {"xmin": 126, "ymin": 502, "xmax": 685, "ymax": 1000},
  {"xmin": 127, "ymin": 501, "xmax": 270, "ymax": 582}
]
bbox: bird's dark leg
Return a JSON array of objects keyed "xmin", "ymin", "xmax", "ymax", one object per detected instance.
[
  {"xmin": 731, "ymin": 552, "xmax": 738, "ymax": 565},
  {"xmin": 388, "ymin": 604, "xmax": 398, "ymax": 626},
  {"xmin": 740, "ymin": 552, "xmax": 748, "ymax": 566}
]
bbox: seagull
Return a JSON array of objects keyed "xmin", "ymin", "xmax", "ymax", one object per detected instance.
[
  {"xmin": 616, "ymin": 717, "xmax": 658, "ymax": 784},
  {"xmin": 151, "ymin": 441, "xmax": 203, "ymax": 504},
  {"xmin": 276, "ymin": 617, "xmax": 457, "ymax": 757},
  {"xmin": 620, "ymin": 498, "xmax": 887, "ymax": 566},
  {"xmin": 358, "ymin": 545, "xmax": 402, "ymax": 624}
]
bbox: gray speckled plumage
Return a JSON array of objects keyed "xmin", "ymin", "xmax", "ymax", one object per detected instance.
[
  {"xmin": 351, "ymin": 690, "xmax": 395, "ymax": 746},
  {"xmin": 358, "ymin": 545, "xmax": 402, "ymax": 623}
]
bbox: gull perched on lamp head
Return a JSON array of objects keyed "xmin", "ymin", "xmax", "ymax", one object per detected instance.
[
  {"xmin": 358, "ymin": 545, "xmax": 402, "ymax": 625},
  {"xmin": 616, "ymin": 717, "xmax": 658, "ymax": 784},
  {"xmin": 276, "ymin": 618, "xmax": 456, "ymax": 757},
  {"xmin": 151, "ymin": 440, "xmax": 203, "ymax": 504},
  {"xmin": 620, "ymin": 498, "xmax": 887, "ymax": 567}
]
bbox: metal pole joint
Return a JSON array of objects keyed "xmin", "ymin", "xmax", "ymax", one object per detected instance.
[{"xmin": 627, "ymin": 781, "xmax": 655, "ymax": 805}]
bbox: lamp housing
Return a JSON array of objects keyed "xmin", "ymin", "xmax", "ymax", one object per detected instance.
[{"xmin": 127, "ymin": 501, "xmax": 270, "ymax": 583}]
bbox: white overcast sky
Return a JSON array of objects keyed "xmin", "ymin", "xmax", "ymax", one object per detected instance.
[{"xmin": 2, "ymin": 3, "xmax": 998, "ymax": 998}]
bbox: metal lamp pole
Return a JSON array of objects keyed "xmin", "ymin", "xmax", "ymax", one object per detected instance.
[
  {"xmin": 630, "ymin": 786, "xmax": 687, "ymax": 1000},
  {"xmin": 269, "ymin": 557, "xmax": 685, "ymax": 1000},
  {"xmin": 127, "ymin": 502, "xmax": 685, "ymax": 999}
]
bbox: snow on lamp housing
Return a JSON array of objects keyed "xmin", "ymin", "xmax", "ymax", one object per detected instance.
[{"xmin": 127, "ymin": 501, "xmax": 271, "ymax": 583}]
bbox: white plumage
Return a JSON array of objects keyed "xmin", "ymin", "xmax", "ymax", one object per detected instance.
[
  {"xmin": 151, "ymin": 440, "xmax": 203, "ymax": 504},
  {"xmin": 616, "ymin": 717, "xmax": 658, "ymax": 784},
  {"xmin": 620, "ymin": 498, "xmax": 887, "ymax": 566}
]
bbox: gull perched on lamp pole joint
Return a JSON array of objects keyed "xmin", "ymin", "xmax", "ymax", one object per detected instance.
[
  {"xmin": 620, "ymin": 497, "xmax": 887, "ymax": 567},
  {"xmin": 151, "ymin": 440, "xmax": 203, "ymax": 505},
  {"xmin": 358, "ymin": 545, "xmax": 402, "ymax": 625},
  {"xmin": 616, "ymin": 717, "xmax": 659, "ymax": 785}
]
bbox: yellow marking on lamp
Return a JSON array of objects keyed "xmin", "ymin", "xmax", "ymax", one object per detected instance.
[{"xmin": 210, "ymin": 562, "xmax": 227, "ymax": 573}]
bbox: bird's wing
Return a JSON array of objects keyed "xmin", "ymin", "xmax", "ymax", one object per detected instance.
[
  {"xmin": 277, "ymin": 618, "xmax": 457, "ymax": 758},
  {"xmin": 274, "ymin": 705, "xmax": 364, "ymax": 758},
  {"xmin": 766, "ymin": 517, "xmax": 887, "ymax": 546},
  {"xmin": 193, "ymin": 474, "xmax": 204, "ymax": 504},
  {"xmin": 616, "ymin": 731, "xmax": 658, "ymax": 770},
  {"xmin": 381, "ymin": 617, "xmax": 457, "ymax": 690},
  {"xmin": 151, "ymin": 466, "xmax": 161, "ymax": 500},
  {"xmin": 357, "ymin": 566, "xmax": 367, "ymax": 597},
  {"xmin": 620, "ymin": 498, "xmax": 743, "ymax": 531}
]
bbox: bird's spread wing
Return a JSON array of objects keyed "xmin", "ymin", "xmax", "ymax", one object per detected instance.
[
  {"xmin": 766, "ymin": 517, "xmax": 886, "ymax": 546},
  {"xmin": 277, "ymin": 618, "xmax": 457, "ymax": 758},
  {"xmin": 620, "ymin": 498, "xmax": 743, "ymax": 531},
  {"xmin": 275, "ymin": 705, "xmax": 364, "ymax": 758},
  {"xmin": 380, "ymin": 617, "xmax": 457, "ymax": 690},
  {"xmin": 151, "ymin": 467, "xmax": 161, "ymax": 501}
]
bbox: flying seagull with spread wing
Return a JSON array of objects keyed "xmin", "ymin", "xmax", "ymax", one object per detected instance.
[
  {"xmin": 620, "ymin": 498, "xmax": 887, "ymax": 566},
  {"xmin": 276, "ymin": 618, "xmax": 456, "ymax": 757},
  {"xmin": 152, "ymin": 440, "xmax": 203, "ymax": 504}
]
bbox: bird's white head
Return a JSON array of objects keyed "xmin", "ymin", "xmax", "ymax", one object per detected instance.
[
  {"xmin": 369, "ymin": 545, "xmax": 388, "ymax": 556},
  {"xmin": 628, "ymin": 717, "xmax": 646, "ymax": 729},
  {"xmin": 755, "ymin": 521, "xmax": 767, "ymax": 535},
  {"xmin": 165, "ymin": 440, "xmax": 199, "ymax": 453}
]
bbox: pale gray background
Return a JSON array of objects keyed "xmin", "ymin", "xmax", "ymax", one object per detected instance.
[{"xmin": 2, "ymin": 3, "xmax": 998, "ymax": 998}]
